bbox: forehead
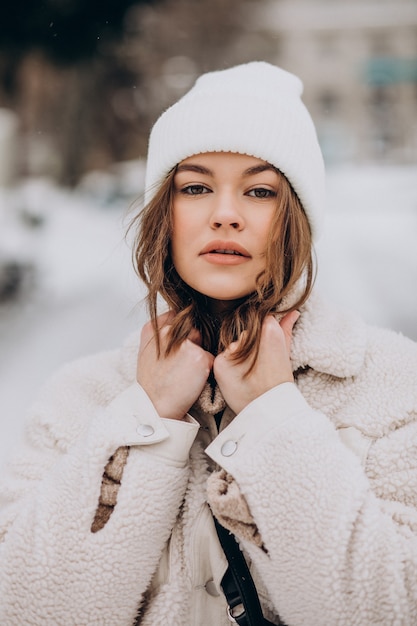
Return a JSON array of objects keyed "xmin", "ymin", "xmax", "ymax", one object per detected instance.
[{"xmin": 176, "ymin": 152, "xmax": 280, "ymax": 177}]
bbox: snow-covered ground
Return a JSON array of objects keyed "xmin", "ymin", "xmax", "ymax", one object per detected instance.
[{"xmin": 1, "ymin": 161, "xmax": 416, "ymax": 465}]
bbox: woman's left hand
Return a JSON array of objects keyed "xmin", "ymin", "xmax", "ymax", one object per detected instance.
[{"xmin": 213, "ymin": 311, "xmax": 299, "ymax": 415}]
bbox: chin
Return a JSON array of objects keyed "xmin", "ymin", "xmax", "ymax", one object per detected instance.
[{"xmin": 196, "ymin": 288, "xmax": 253, "ymax": 304}]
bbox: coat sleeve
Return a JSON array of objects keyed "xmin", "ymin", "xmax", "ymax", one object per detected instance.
[
  {"xmin": 0, "ymin": 375, "xmax": 199, "ymax": 626},
  {"xmin": 206, "ymin": 382, "xmax": 417, "ymax": 626}
]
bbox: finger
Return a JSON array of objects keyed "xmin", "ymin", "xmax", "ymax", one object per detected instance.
[
  {"xmin": 140, "ymin": 320, "xmax": 156, "ymax": 345},
  {"xmin": 279, "ymin": 310, "xmax": 300, "ymax": 353},
  {"xmin": 141, "ymin": 311, "xmax": 174, "ymax": 345},
  {"xmin": 226, "ymin": 341, "xmax": 239, "ymax": 355},
  {"xmin": 205, "ymin": 350, "xmax": 215, "ymax": 369},
  {"xmin": 156, "ymin": 310, "xmax": 175, "ymax": 329},
  {"xmin": 227, "ymin": 329, "xmax": 248, "ymax": 354},
  {"xmin": 188, "ymin": 327, "xmax": 202, "ymax": 346}
]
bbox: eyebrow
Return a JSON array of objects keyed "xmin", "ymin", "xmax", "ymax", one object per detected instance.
[
  {"xmin": 243, "ymin": 164, "xmax": 280, "ymax": 176},
  {"xmin": 175, "ymin": 162, "xmax": 280, "ymax": 177},
  {"xmin": 175, "ymin": 164, "xmax": 212, "ymax": 175}
]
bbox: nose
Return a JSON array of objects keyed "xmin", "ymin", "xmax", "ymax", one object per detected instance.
[{"xmin": 209, "ymin": 192, "xmax": 245, "ymax": 230}]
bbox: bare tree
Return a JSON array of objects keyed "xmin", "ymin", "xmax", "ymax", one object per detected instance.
[{"xmin": 0, "ymin": 0, "xmax": 276, "ymax": 185}]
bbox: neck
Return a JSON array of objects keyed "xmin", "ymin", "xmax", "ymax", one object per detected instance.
[{"xmin": 206, "ymin": 296, "xmax": 247, "ymax": 317}]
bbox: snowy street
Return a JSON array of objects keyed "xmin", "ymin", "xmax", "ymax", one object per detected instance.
[{"xmin": 1, "ymin": 162, "xmax": 416, "ymax": 464}]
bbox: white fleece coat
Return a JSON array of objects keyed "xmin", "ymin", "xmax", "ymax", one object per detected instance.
[{"xmin": 1, "ymin": 291, "xmax": 417, "ymax": 626}]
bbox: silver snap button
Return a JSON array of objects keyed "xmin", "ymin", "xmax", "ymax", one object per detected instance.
[
  {"xmin": 221, "ymin": 440, "xmax": 238, "ymax": 457},
  {"xmin": 137, "ymin": 424, "xmax": 155, "ymax": 437},
  {"xmin": 204, "ymin": 579, "xmax": 220, "ymax": 597}
]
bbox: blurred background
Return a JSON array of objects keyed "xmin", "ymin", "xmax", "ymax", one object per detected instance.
[{"xmin": 0, "ymin": 0, "xmax": 417, "ymax": 461}]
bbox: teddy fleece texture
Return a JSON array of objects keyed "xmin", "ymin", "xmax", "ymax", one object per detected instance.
[{"xmin": 1, "ymin": 291, "xmax": 417, "ymax": 625}]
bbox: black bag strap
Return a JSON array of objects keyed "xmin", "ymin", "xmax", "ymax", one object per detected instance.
[{"xmin": 213, "ymin": 517, "xmax": 281, "ymax": 625}]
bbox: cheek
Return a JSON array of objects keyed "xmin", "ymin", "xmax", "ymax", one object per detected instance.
[
  {"xmin": 170, "ymin": 235, "xmax": 181, "ymax": 270},
  {"xmin": 255, "ymin": 214, "xmax": 275, "ymax": 253},
  {"xmin": 170, "ymin": 213, "xmax": 191, "ymax": 271},
  {"xmin": 170, "ymin": 212, "xmax": 182, "ymax": 256}
]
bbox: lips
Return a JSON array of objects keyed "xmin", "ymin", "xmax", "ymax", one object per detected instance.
[{"xmin": 199, "ymin": 240, "xmax": 251, "ymax": 258}]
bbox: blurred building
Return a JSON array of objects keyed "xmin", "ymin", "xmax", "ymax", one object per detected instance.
[
  {"xmin": 250, "ymin": 0, "xmax": 417, "ymax": 164},
  {"xmin": 1, "ymin": 0, "xmax": 416, "ymax": 184}
]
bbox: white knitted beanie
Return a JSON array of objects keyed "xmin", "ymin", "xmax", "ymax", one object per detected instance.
[{"xmin": 145, "ymin": 61, "xmax": 325, "ymax": 240}]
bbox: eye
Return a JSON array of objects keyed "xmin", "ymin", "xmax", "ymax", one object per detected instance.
[
  {"xmin": 180, "ymin": 184, "xmax": 211, "ymax": 195},
  {"xmin": 247, "ymin": 187, "xmax": 277, "ymax": 199}
]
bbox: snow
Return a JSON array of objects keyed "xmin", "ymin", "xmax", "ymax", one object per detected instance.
[
  {"xmin": 1, "ymin": 161, "xmax": 417, "ymax": 465},
  {"xmin": 316, "ymin": 164, "xmax": 417, "ymax": 339}
]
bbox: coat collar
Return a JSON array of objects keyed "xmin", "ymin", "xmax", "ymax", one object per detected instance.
[
  {"xmin": 121, "ymin": 292, "xmax": 368, "ymax": 383},
  {"xmin": 291, "ymin": 290, "xmax": 367, "ymax": 379}
]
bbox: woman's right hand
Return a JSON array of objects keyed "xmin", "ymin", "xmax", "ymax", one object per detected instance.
[{"xmin": 137, "ymin": 314, "xmax": 214, "ymax": 420}]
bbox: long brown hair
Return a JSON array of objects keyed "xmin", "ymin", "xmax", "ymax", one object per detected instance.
[{"xmin": 131, "ymin": 162, "xmax": 315, "ymax": 370}]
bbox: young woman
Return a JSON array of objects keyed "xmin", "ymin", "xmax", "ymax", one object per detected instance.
[{"xmin": 1, "ymin": 62, "xmax": 417, "ymax": 626}]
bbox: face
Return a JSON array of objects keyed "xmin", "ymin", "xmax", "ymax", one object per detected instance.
[{"xmin": 171, "ymin": 152, "xmax": 281, "ymax": 313}]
